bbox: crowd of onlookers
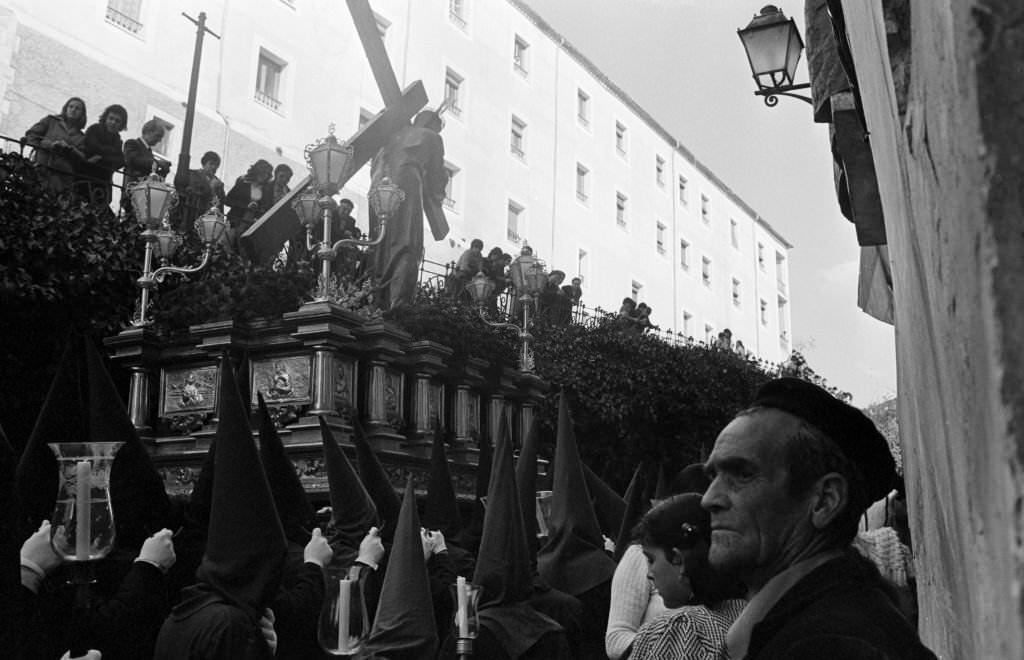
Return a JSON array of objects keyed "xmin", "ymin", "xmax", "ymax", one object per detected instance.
[
  {"xmin": 446, "ymin": 240, "xmax": 584, "ymax": 324},
  {"xmin": 20, "ymin": 96, "xmax": 312, "ymax": 252}
]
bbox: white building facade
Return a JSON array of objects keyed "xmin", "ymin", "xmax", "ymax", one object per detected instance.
[{"xmin": 0, "ymin": 0, "xmax": 793, "ymax": 362}]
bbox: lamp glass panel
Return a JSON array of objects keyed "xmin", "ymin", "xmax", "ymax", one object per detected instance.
[
  {"xmin": 466, "ymin": 273, "xmax": 495, "ymax": 303},
  {"xmin": 739, "ymin": 23, "xmax": 791, "ymax": 78},
  {"xmin": 783, "ymin": 25, "xmax": 804, "ymax": 83},
  {"xmin": 197, "ymin": 209, "xmax": 227, "ymax": 243},
  {"xmin": 155, "ymin": 229, "xmax": 179, "ymax": 259},
  {"xmin": 294, "ymin": 193, "xmax": 320, "ymax": 227}
]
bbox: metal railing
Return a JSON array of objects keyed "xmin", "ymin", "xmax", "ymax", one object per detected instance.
[
  {"xmin": 105, "ymin": 6, "xmax": 143, "ymax": 34},
  {"xmin": 254, "ymin": 89, "xmax": 282, "ymax": 112}
]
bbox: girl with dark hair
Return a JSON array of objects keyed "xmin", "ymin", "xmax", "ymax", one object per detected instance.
[
  {"xmin": 626, "ymin": 494, "xmax": 746, "ymax": 660},
  {"xmin": 224, "ymin": 159, "xmax": 274, "ymax": 251},
  {"xmin": 81, "ymin": 104, "xmax": 128, "ymax": 205},
  {"xmin": 23, "ymin": 96, "xmax": 87, "ymax": 192}
]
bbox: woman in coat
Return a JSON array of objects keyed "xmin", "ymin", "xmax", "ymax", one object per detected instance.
[
  {"xmin": 23, "ymin": 96, "xmax": 87, "ymax": 192},
  {"xmin": 81, "ymin": 104, "xmax": 127, "ymax": 206}
]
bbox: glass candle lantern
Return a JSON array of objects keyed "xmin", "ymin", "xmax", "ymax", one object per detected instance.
[
  {"xmin": 319, "ymin": 568, "xmax": 369, "ymax": 657},
  {"xmin": 450, "ymin": 577, "xmax": 481, "ymax": 641},
  {"xmin": 47, "ymin": 442, "xmax": 123, "ymax": 562}
]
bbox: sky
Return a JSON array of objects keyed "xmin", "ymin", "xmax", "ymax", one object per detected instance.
[{"xmin": 520, "ymin": 0, "xmax": 897, "ymax": 406}]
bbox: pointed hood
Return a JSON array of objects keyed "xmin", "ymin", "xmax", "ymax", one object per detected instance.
[
  {"xmin": 473, "ymin": 413, "xmax": 532, "ymax": 608},
  {"xmin": 14, "ymin": 334, "xmax": 171, "ymax": 549},
  {"xmin": 319, "ymin": 416, "xmax": 378, "ymax": 558},
  {"xmin": 351, "ymin": 419, "xmax": 401, "ymax": 542},
  {"xmin": 582, "ymin": 463, "xmax": 626, "ymax": 539},
  {"xmin": 475, "ymin": 430, "xmax": 494, "ymax": 500},
  {"xmin": 613, "ymin": 463, "xmax": 648, "ymax": 562},
  {"xmin": 473, "ymin": 414, "xmax": 563, "ymax": 658},
  {"xmin": 257, "ymin": 393, "xmax": 314, "ymax": 545},
  {"xmin": 514, "ymin": 419, "xmax": 541, "ymax": 557},
  {"xmin": 422, "ymin": 419, "xmax": 461, "ymax": 538},
  {"xmin": 196, "ymin": 356, "xmax": 287, "ymax": 616},
  {"xmin": 362, "ymin": 480, "xmax": 438, "ymax": 660},
  {"xmin": 537, "ymin": 394, "xmax": 616, "ymax": 596}
]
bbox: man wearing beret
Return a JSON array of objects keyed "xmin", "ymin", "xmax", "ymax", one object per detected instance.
[{"xmin": 702, "ymin": 378, "xmax": 936, "ymax": 660}]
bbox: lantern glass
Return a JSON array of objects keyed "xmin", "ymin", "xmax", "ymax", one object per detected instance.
[
  {"xmin": 154, "ymin": 228, "xmax": 181, "ymax": 259},
  {"xmin": 465, "ymin": 272, "xmax": 495, "ymax": 305},
  {"xmin": 130, "ymin": 177, "xmax": 176, "ymax": 229},
  {"xmin": 195, "ymin": 207, "xmax": 228, "ymax": 244},
  {"xmin": 318, "ymin": 571, "xmax": 369, "ymax": 657},
  {"xmin": 47, "ymin": 442, "xmax": 124, "ymax": 562},
  {"xmin": 308, "ymin": 135, "xmax": 352, "ymax": 196},
  {"xmin": 522, "ymin": 261, "xmax": 548, "ymax": 297},
  {"xmin": 738, "ymin": 6, "xmax": 804, "ymax": 88},
  {"xmin": 293, "ymin": 191, "xmax": 321, "ymax": 229},
  {"xmin": 368, "ymin": 177, "xmax": 406, "ymax": 218},
  {"xmin": 449, "ymin": 580, "xmax": 481, "ymax": 640}
]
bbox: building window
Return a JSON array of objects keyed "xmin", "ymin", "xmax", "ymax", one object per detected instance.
[
  {"xmin": 682, "ymin": 311, "xmax": 693, "ymax": 337},
  {"xmin": 778, "ymin": 296, "xmax": 789, "ymax": 346},
  {"xmin": 507, "ymin": 200, "xmax": 523, "ymax": 244},
  {"xmin": 255, "ymin": 49, "xmax": 286, "ymax": 112},
  {"xmin": 732, "ymin": 277, "xmax": 742, "ymax": 306},
  {"xmin": 757, "ymin": 242, "xmax": 766, "ymax": 270},
  {"xmin": 575, "ymin": 163, "xmax": 589, "ymax": 202},
  {"xmin": 679, "ymin": 239, "xmax": 690, "ymax": 269},
  {"xmin": 449, "ymin": 0, "xmax": 466, "ymax": 28},
  {"xmin": 776, "ymin": 251, "xmax": 787, "ymax": 293},
  {"xmin": 443, "ymin": 162, "xmax": 460, "ymax": 211},
  {"xmin": 631, "ymin": 280, "xmax": 643, "ymax": 302},
  {"xmin": 760, "ymin": 299, "xmax": 768, "ymax": 325},
  {"xmin": 730, "ymin": 219, "xmax": 739, "ymax": 248},
  {"xmin": 656, "ymin": 222, "xmax": 666, "ymax": 254},
  {"xmin": 106, "ymin": 0, "xmax": 143, "ymax": 35},
  {"xmin": 701, "ymin": 256, "xmax": 712, "ymax": 287},
  {"xmin": 616, "ymin": 192, "xmax": 628, "ymax": 228},
  {"xmin": 615, "ymin": 121, "xmax": 627, "ymax": 156},
  {"xmin": 705, "ymin": 323, "xmax": 716, "ymax": 344},
  {"xmin": 510, "ymin": 116, "xmax": 526, "ymax": 158},
  {"xmin": 577, "ymin": 248, "xmax": 589, "ymax": 284},
  {"xmin": 678, "ymin": 175, "xmax": 688, "ymax": 205},
  {"xmin": 149, "ymin": 116, "xmax": 175, "ymax": 159},
  {"xmin": 444, "ymin": 68, "xmax": 464, "ymax": 117},
  {"xmin": 513, "ymin": 35, "xmax": 529, "ymax": 75},
  {"xmin": 701, "ymin": 194, "xmax": 711, "ymax": 224},
  {"xmin": 655, "ymin": 155, "xmax": 666, "ymax": 187},
  {"xmin": 577, "ymin": 89, "xmax": 590, "ymax": 126}
]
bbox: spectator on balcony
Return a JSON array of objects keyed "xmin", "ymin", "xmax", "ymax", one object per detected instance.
[
  {"xmin": 617, "ymin": 298, "xmax": 639, "ymax": 332},
  {"xmin": 80, "ymin": 104, "xmax": 127, "ymax": 206},
  {"xmin": 123, "ymin": 118, "xmax": 171, "ymax": 184},
  {"xmin": 272, "ymin": 163, "xmax": 293, "ymax": 202},
  {"xmin": 636, "ymin": 303, "xmax": 654, "ymax": 333},
  {"xmin": 449, "ymin": 238, "xmax": 484, "ymax": 300},
  {"xmin": 174, "ymin": 151, "xmax": 226, "ymax": 229},
  {"xmin": 562, "ymin": 277, "xmax": 583, "ymax": 307},
  {"xmin": 540, "ymin": 270, "xmax": 572, "ymax": 326},
  {"xmin": 23, "ymin": 96, "xmax": 87, "ymax": 193},
  {"xmin": 225, "ymin": 159, "xmax": 274, "ymax": 251}
]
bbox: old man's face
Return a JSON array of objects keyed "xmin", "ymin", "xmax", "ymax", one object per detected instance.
[{"xmin": 701, "ymin": 409, "xmax": 817, "ymax": 589}]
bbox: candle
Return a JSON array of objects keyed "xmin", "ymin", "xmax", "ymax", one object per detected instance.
[
  {"xmin": 337, "ymin": 577, "xmax": 351, "ymax": 652},
  {"xmin": 456, "ymin": 576, "xmax": 469, "ymax": 638},
  {"xmin": 75, "ymin": 460, "xmax": 91, "ymax": 561}
]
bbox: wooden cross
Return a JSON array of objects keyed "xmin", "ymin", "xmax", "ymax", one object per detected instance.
[{"xmin": 242, "ymin": 0, "xmax": 429, "ymax": 261}]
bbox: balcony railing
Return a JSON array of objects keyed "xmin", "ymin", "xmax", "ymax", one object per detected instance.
[
  {"xmin": 105, "ymin": 7, "xmax": 143, "ymax": 35},
  {"xmin": 507, "ymin": 228, "xmax": 522, "ymax": 245},
  {"xmin": 254, "ymin": 89, "xmax": 282, "ymax": 112}
]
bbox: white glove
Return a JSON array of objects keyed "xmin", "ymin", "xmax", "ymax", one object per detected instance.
[
  {"xmin": 303, "ymin": 528, "xmax": 333, "ymax": 568},
  {"xmin": 137, "ymin": 528, "xmax": 176, "ymax": 572},
  {"xmin": 259, "ymin": 608, "xmax": 277, "ymax": 654},
  {"xmin": 356, "ymin": 526, "xmax": 384, "ymax": 570}
]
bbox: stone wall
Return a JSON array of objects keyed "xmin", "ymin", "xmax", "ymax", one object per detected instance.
[{"xmin": 842, "ymin": 1, "xmax": 1024, "ymax": 657}]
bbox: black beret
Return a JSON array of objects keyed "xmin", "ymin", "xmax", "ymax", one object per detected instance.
[{"xmin": 751, "ymin": 377, "xmax": 898, "ymax": 507}]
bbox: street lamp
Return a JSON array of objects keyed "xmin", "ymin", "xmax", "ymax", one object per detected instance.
[
  {"xmin": 465, "ymin": 258, "xmax": 547, "ymax": 374},
  {"xmin": 297, "ymin": 126, "xmax": 403, "ymax": 302},
  {"xmin": 737, "ymin": 5, "xmax": 812, "ymax": 106},
  {"xmin": 131, "ymin": 175, "xmax": 226, "ymax": 326}
]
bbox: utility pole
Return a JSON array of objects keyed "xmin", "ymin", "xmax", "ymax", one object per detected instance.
[{"xmin": 175, "ymin": 11, "xmax": 220, "ymax": 189}]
